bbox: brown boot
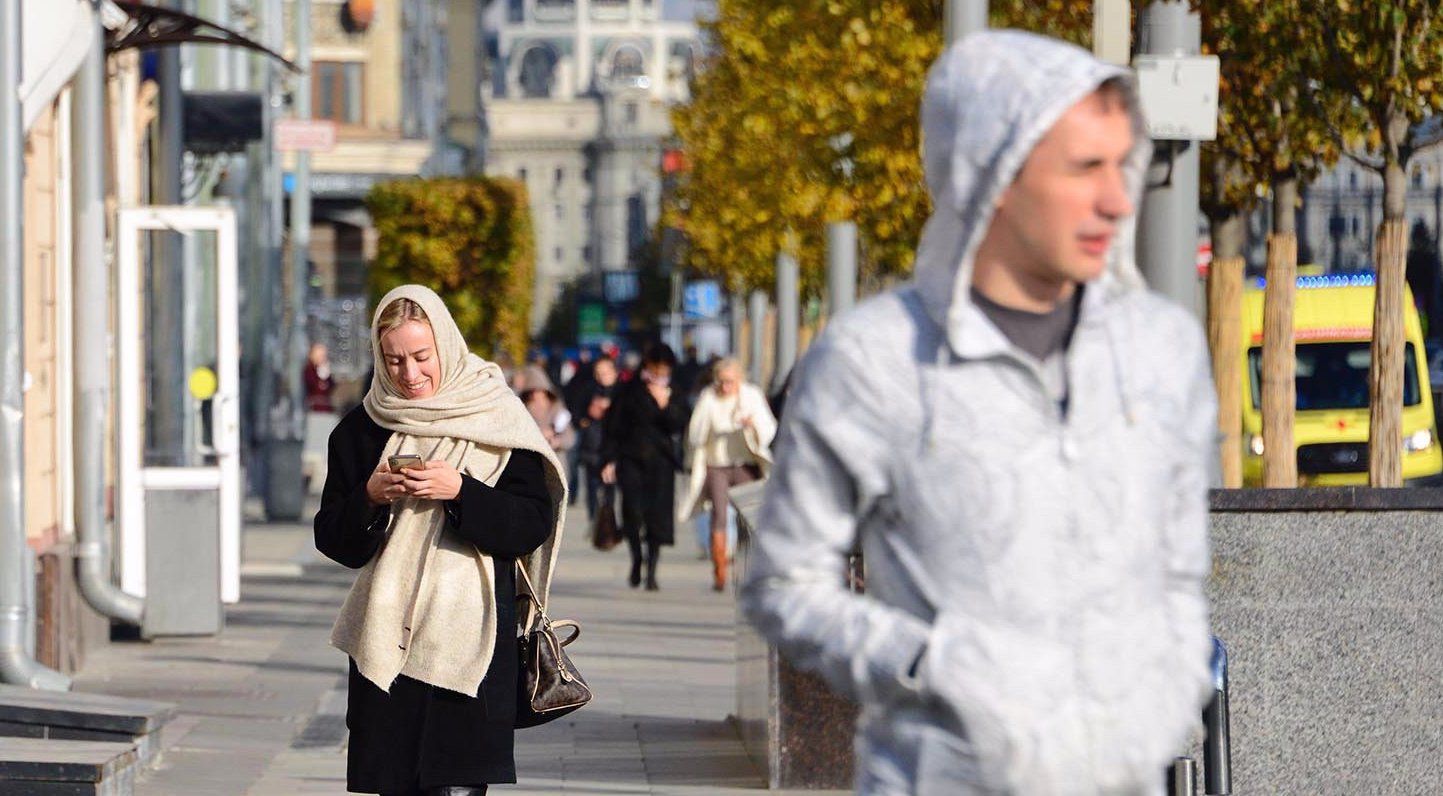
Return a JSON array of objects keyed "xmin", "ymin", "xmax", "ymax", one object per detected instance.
[{"xmin": 710, "ymin": 530, "xmax": 728, "ymax": 592}]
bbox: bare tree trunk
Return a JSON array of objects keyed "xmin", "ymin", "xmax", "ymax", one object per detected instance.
[
  {"xmin": 1207, "ymin": 212, "xmax": 1245, "ymax": 488},
  {"xmin": 1370, "ymin": 154, "xmax": 1409, "ymax": 485},
  {"xmin": 1262, "ymin": 175, "xmax": 1299, "ymax": 487}
]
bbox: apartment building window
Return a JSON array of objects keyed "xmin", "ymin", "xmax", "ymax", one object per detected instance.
[
  {"xmin": 519, "ymin": 45, "xmax": 559, "ymax": 99},
  {"xmin": 314, "ymin": 61, "xmax": 364, "ymax": 125},
  {"xmin": 555, "ymin": 246, "xmax": 564, "ymax": 263},
  {"xmin": 555, "ymin": 167, "xmax": 565, "ymax": 185},
  {"xmin": 554, "ymin": 204, "xmax": 564, "ymax": 222}
]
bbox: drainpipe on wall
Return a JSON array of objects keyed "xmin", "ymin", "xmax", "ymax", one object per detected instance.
[
  {"xmin": 0, "ymin": 0, "xmax": 73, "ymax": 690},
  {"xmin": 74, "ymin": 6, "xmax": 143, "ymax": 626}
]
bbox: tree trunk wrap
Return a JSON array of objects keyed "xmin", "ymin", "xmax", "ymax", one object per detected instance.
[
  {"xmin": 1369, "ymin": 218, "xmax": 1409, "ymax": 487},
  {"xmin": 1262, "ymin": 233, "xmax": 1298, "ymax": 487},
  {"xmin": 1208, "ymin": 254, "xmax": 1245, "ymax": 488}
]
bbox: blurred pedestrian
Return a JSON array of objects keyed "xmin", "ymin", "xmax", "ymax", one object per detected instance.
[
  {"xmin": 314, "ymin": 285, "xmax": 567, "ymax": 796},
  {"xmin": 678, "ymin": 358, "xmax": 775, "ymax": 591},
  {"xmin": 576, "ymin": 392, "xmax": 613, "ymax": 520},
  {"xmin": 304, "ymin": 342, "xmax": 335, "ymax": 412},
  {"xmin": 673, "ymin": 344, "xmax": 703, "ymax": 408},
  {"xmin": 564, "ymin": 356, "xmax": 618, "ymax": 505},
  {"xmin": 520, "ymin": 368, "xmax": 576, "ymax": 457},
  {"xmin": 601, "ymin": 343, "xmax": 686, "ymax": 591},
  {"xmin": 303, "ymin": 343, "xmax": 339, "ymax": 493},
  {"xmin": 743, "ymin": 32, "xmax": 1215, "ymax": 794}
]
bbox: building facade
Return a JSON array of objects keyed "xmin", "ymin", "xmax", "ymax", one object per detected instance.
[
  {"xmin": 1245, "ymin": 142, "xmax": 1443, "ymax": 276},
  {"xmin": 483, "ymin": 0, "xmax": 703, "ymax": 333}
]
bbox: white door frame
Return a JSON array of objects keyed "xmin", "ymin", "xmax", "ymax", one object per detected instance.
[{"xmin": 116, "ymin": 206, "xmax": 242, "ymax": 604}]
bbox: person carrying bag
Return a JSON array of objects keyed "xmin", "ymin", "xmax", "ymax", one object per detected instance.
[{"xmin": 315, "ymin": 285, "xmax": 573, "ymax": 796}]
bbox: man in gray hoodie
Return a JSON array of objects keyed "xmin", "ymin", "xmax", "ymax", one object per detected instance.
[{"xmin": 742, "ymin": 30, "xmax": 1216, "ymax": 795}]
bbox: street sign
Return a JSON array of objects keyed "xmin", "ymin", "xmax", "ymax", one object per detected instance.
[
  {"xmin": 603, "ymin": 270, "xmax": 641, "ymax": 304},
  {"xmin": 683, "ymin": 280, "xmax": 723, "ymax": 319},
  {"xmin": 1133, "ymin": 55, "xmax": 1220, "ymax": 141},
  {"xmin": 274, "ymin": 118, "xmax": 338, "ymax": 152},
  {"xmin": 578, "ymin": 302, "xmax": 608, "ymax": 346}
]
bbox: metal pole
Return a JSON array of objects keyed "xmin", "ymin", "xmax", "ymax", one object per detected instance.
[
  {"xmin": 730, "ymin": 290, "xmax": 745, "ymax": 356},
  {"xmin": 73, "ymin": 6, "xmax": 144, "ymax": 626},
  {"xmin": 1093, "ymin": 0, "xmax": 1131, "ymax": 65},
  {"xmin": 1169, "ymin": 758, "xmax": 1199, "ymax": 796},
  {"xmin": 1204, "ymin": 638, "xmax": 1233, "ymax": 795},
  {"xmin": 827, "ymin": 221, "xmax": 858, "ymax": 318},
  {"xmin": 747, "ymin": 291, "xmax": 768, "ymax": 387},
  {"xmin": 288, "ymin": 0, "xmax": 313, "ymax": 441},
  {"xmin": 774, "ymin": 248, "xmax": 799, "ymax": 392},
  {"xmin": 0, "ymin": 0, "xmax": 71, "ymax": 690},
  {"xmin": 1136, "ymin": 1, "xmax": 1203, "ymax": 318},
  {"xmin": 944, "ymin": 0, "xmax": 988, "ymax": 44},
  {"xmin": 154, "ymin": 4, "xmax": 189, "ymax": 465}
]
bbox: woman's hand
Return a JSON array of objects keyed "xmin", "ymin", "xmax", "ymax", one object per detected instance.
[
  {"xmin": 366, "ymin": 463, "xmax": 406, "ymax": 506},
  {"xmin": 400, "ymin": 460, "xmax": 463, "ymax": 501},
  {"xmin": 601, "ymin": 462, "xmax": 617, "ymax": 485}
]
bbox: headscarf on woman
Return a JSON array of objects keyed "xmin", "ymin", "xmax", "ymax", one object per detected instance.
[{"xmin": 330, "ymin": 284, "xmax": 568, "ymax": 697}]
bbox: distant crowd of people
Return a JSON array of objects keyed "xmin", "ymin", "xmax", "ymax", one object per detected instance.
[{"xmin": 506, "ymin": 343, "xmax": 778, "ymax": 593}]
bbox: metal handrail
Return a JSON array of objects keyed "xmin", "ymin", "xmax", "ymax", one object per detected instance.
[
  {"xmin": 1203, "ymin": 637, "xmax": 1233, "ymax": 794},
  {"xmin": 1171, "ymin": 636, "xmax": 1233, "ymax": 796}
]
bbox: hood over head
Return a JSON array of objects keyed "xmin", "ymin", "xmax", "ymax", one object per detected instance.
[{"xmin": 914, "ymin": 30, "xmax": 1153, "ymax": 357}]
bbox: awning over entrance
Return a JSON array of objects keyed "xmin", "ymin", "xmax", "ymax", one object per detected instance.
[{"xmin": 20, "ymin": 0, "xmax": 112, "ymax": 131}]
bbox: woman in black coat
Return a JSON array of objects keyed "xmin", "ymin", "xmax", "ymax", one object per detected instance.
[
  {"xmin": 600, "ymin": 343, "xmax": 687, "ymax": 590},
  {"xmin": 315, "ymin": 286, "xmax": 564, "ymax": 796}
]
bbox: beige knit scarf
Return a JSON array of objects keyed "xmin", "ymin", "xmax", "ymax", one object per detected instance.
[{"xmin": 330, "ymin": 284, "xmax": 568, "ymax": 696}]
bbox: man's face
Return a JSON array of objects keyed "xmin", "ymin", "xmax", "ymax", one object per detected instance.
[{"xmin": 987, "ymin": 90, "xmax": 1135, "ymax": 287}]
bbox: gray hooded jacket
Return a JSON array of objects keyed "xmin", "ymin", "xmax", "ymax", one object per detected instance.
[{"xmin": 742, "ymin": 31, "xmax": 1216, "ymax": 795}]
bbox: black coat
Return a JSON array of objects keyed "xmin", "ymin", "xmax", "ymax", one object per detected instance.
[
  {"xmin": 314, "ymin": 406, "xmax": 552, "ymax": 793},
  {"xmin": 601, "ymin": 379, "xmax": 687, "ymax": 546},
  {"xmin": 600, "ymin": 378, "xmax": 687, "ymax": 469}
]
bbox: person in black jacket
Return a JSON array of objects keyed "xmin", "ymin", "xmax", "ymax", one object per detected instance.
[
  {"xmin": 315, "ymin": 285, "xmax": 564, "ymax": 796},
  {"xmin": 600, "ymin": 343, "xmax": 687, "ymax": 590}
]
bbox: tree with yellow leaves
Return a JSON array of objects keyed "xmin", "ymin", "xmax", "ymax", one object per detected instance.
[{"xmin": 669, "ymin": 0, "xmax": 1093, "ymax": 296}]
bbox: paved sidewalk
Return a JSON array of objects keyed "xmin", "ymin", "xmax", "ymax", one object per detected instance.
[{"xmin": 70, "ymin": 493, "xmax": 846, "ymax": 795}]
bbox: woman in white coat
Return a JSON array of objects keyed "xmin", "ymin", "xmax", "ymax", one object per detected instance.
[{"xmin": 679, "ymin": 359, "xmax": 777, "ymax": 591}]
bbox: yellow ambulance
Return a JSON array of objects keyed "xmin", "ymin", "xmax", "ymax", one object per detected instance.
[{"xmin": 1240, "ymin": 272, "xmax": 1443, "ymax": 486}]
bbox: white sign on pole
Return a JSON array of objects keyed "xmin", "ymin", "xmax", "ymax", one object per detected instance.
[
  {"xmin": 274, "ymin": 118, "xmax": 338, "ymax": 152},
  {"xmin": 1133, "ymin": 55, "xmax": 1221, "ymax": 141}
]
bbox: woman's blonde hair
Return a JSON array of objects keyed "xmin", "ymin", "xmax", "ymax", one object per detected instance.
[
  {"xmin": 713, "ymin": 357, "xmax": 743, "ymax": 385},
  {"xmin": 376, "ymin": 297, "xmax": 430, "ymax": 336}
]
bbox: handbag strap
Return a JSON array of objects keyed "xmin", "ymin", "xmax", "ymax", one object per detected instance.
[{"xmin": 515, "ymin": 561, "xmax": 550, "ymax": 623}]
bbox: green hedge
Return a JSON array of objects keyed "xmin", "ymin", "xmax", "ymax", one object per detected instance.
[{"xmin": 366, "ymin": 176, "xmax": 534, "ymax": 365}]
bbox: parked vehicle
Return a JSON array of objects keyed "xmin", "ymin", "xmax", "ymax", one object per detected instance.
[{"xmin": 1239, "ymin": 272, "xmax": 1443, "ymax": 486}]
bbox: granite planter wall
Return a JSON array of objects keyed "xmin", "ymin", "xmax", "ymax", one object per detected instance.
[
  {"xmin": 1208, "ymin": 487, "xmax": 1443, "ymax": 795},
  {"xmin": 731, "ymin": 482, "xmax": 857, "ymax": 790}
]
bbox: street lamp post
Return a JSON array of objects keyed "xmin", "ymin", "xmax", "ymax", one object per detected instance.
[
  {"xmin": 1093, "ymin": 0, "xmax": 1131, "ymax": 65},
  {"xmin": 289, "ymin": 0, "xmax": 313, "ymax": 441},
  {"xmin": 1136, "ymin": 1, "xmax": 1204, "ymax": 317},
  {"xmin": 944, "ymin": 0, "xmax": 988, "ymax": 44}
]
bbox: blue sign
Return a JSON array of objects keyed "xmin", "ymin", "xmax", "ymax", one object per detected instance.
[
  {"xmin": 683, "ymin": 280, "xmax": 722, "ymax": 320},
  {"xmin": 603, "ymin": 270, "xmax": 641, "ymax": 304}
]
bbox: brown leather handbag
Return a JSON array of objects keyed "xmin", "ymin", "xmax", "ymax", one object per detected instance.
[{"xmin": 514, "ymin": 563, "xmax": 592, "ymax": 728}]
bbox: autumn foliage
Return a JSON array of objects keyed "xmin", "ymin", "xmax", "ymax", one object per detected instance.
[
  {"xmin": 366, "ymin": 177, "xmax": 535, "ymax": 366},
  {"xmin": 669, "ymin": 0, "xmax": 1093, "ymax": 295}
]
